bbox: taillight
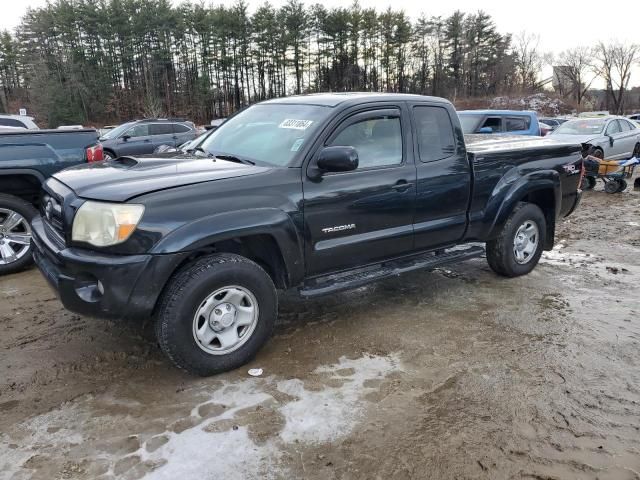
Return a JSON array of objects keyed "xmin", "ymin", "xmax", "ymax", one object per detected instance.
[{"xmin": 86, "ymin": 144, "xmax": 104, "ymax": 163}]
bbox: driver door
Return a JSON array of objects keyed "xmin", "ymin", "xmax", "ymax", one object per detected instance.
[
  {"xmin": 302, "ymin": 105, "xmax": 416, "ymax": 276},
  {"xmin": 118, "ymin": 124, "xmax": 152, "ymax": 156}
]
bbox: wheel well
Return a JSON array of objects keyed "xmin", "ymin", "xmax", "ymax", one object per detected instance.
[
  {"xmin": 174, "ymin": 234, "xmax": 289, "ymax": 289},
  {"xmin": 0, "ymin": 174, "xmax": 42, "ymax": 206},
  {"xmin": 521, "ymin": 189, "xmax": 555, "ymax": 250}
]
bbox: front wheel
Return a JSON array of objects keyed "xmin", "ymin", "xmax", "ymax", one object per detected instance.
[
  {"xmin": 0, "ymin": 194, "xmax": 37, "ymax": 275},
  {"xmin": 155, "ymin": 253, "xmax": 277, "ymax": 376},
  {"xmin": 486, "ymin": 202, "xmax": 546, "ymax": 277}
]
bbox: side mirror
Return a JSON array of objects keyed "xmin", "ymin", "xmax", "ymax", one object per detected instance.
[
  {"xmin": 308, "ymin": 146, "xmax": 358, "ymax": 180},
  {"xmin": 478, "ymin": 126, "xmax": 493, "ymax": 134},
  {"xmin": 121, "ymin": 135, "xmax": 130, "ymax": 141},
  {"xmin": 318, "ymin": 145, "xmax": 359, "ymax": 170}
]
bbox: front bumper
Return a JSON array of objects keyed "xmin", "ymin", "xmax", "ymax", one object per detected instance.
[{"xmin": 31, "ymin": 216, "xmax": 187, "ymax": 320}]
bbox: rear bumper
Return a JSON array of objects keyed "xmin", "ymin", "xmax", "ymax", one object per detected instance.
[{"xmin": 31, "ymin": 216, "xmax": 187, "ymax": 320}]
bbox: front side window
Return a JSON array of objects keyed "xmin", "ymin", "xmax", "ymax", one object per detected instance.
[
  {"xmin": 414, "ymin": 106, "xmax": 456, "ymax": 162},
  {"xmin": 480, "ymin": 117, "xmax": 502, "ymax": 133},
  {"xmin": 126, "ymin": 124, "xmax": 150, "ymax": 138},
  {"xmin": 329, "ymin": 113, "xmax": 402, "ymax": 169},
  {"xmin": 605, "ymin": 121, "xmax": 621, "ymax": 135},
  {"xmin": 506, "ymin": 116, "xmax": 530, "ymax": 132}
]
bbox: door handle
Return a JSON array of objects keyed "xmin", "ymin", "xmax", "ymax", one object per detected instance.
[{"xmin": 391, "ymin": 181, "xmax": 414, "ymax": 192}]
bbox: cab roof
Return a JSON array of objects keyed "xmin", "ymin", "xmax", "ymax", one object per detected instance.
[{"xmin": 261, "ymin": 92, "xmax": 451, "ymax": 107}]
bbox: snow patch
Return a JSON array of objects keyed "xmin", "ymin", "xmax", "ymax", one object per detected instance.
[{"xmin": 1, "ymin": 354, "xmax": 401, "ymax": 480}]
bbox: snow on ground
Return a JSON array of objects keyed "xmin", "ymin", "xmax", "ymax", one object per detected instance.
[{"xmin": 0, "ymin": 354, "xmax": 401, "ymax": 480}]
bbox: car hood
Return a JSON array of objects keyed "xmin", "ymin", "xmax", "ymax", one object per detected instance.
[
  {"xmin": 53, "ymin": 155, "xmax": 271, "ymax": 202},
  {"xmin": 547, "ymin": 133, "xmax": 600, "ymax": 144}
]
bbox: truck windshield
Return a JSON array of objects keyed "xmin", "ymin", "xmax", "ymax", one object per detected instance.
[
  {"xmin": 199, "ymin": 104, "xmax": 331, "ymax": 166},
  {"xmin": 457, "ymin": 114, "xmax": 483, "ymax": 134},
  {"xmin": 553, "ymin": 119, "xmax": 606, "ymax": 135}
]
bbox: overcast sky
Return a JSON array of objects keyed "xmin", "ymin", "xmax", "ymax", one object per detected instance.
[{"xmin": 2, "ymin": 0, "xmax": 638, "ymax": 86}]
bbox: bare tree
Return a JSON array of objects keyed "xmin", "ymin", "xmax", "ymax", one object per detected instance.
[
  {"xmin": 593, "ymin": 41, "xmax": 640, "ymax": 114},
  {"xmin": 556, "ymin": 47, "xmax": 597, "ymax": 112},
  {"xmin": 513, "ymin": 31, "xmax": 542, "ymax": 91}
]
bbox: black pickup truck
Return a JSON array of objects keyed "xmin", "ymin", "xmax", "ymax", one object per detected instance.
[
  {"xmin": 31, "ymin": 93, "xmax": 583, "ymax": 375},
  {"xmin": 0, "ymin": 129, "xmax": 102, "ymax": 274}
]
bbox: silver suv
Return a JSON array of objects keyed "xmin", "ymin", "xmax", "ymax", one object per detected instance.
[{"xmin": 99, "ymin": 119, "xmax": 198, "ymax": 159}]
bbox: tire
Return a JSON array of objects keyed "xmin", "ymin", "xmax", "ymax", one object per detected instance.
[
  {"xmin": 103, "ymin": 150, "xmax": 116, "ymax": 161},
  {"xmin": 593, "ymin": 147, "xmax": 604, "ymax": 159},
  {"xmin": 604, "ymin": 180, "xmax": 620, "ymax": 194},
  {"xmin": 0, "ymin": 194, "xmax": 37, "ymax": 275},
  {"xmin": 155, "ymin": 253, "xmax": 277, "ymax": 376},
  {"xmin": 581, "ymin": 176, "xmax": 596, "ymax": 190},
  {"xmin": 486, "ymin": 202, "xmax": 546, "ymax": 278},
  {"xmin": 617, "ymin": 179, "xmax": 627, "ymax": 193}
]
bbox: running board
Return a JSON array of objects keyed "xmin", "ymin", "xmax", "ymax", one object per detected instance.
[{"xmin": 299, "ymin": 245, "xmax": 485, "ymax": 298}]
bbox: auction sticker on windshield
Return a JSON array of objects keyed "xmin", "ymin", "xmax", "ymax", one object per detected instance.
[{"xmin": 279, "ymin": 119, "xmax": 314, "ymax": 130}]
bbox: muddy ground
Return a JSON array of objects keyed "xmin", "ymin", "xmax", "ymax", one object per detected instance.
[{"xmin": 1, "ymin": 181, "xmax": 639, "ymax": 480}]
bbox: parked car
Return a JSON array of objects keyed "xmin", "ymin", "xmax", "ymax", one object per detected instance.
[
  {"xmin": 99, "ymin": 118, "xmax": 198, "ymax": 160},
  {"xmin": 550, "ymin": 116, "xmax": 640, "ymax": 160},
  {"xmin": 0, "ymin": 128, "xmax": 102, "ymax": 274},
  {"xmin": 0, "ymin": 114, "xmax": 39, "ymax": 130},
  {"xmin": 540, "ymin": 118, "xmax": 568, "ymax": 130},
  {"xmin": 153, "ymin": 128, "xmax": 216, "ymax": 154},
  {"xmin": 458, "ymin": 110, "xmax": 541, "ymax": 136},
  {"xmin": 538, "ymin": 122, "xmax": 553, "ymax": 137},
  {"xmin": 31, "ymin": 93, "xmax": 583, "ymax": 376},
  {"xmin": 628, "ymin": 114, "xmax": 640, "ymax": 122}
]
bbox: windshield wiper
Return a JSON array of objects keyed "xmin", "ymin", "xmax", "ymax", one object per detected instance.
[{"xmin": 213, "ymin": 154, "xmax": 255, "ymax": 166}]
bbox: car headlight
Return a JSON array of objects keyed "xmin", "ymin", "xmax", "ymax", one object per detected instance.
[{"xmin": 72, "ymin": 201, "xmax": 144, "ymax": 247}]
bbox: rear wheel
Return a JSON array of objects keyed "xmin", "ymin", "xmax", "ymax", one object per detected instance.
[
  {"xmin": 486, "ymin": 202, "xmax": 546, "ymax": 277},
  {"xmin": 0, "ymin": 194, "xmax": 37, "ymax": 275},
  {"xmin": 155, "ymin": 253, "xmax": 277, "ymax": 376},
  {"xmin": 103, "ymin": 150, "xmax": 116, "ymax": 161},
  {"xmin": 617, "ymin": 179, "xmax": 628, "ymax": 193},
  {"xmin": 604, "ymin": 180, "xmax": 620, "ymax": 194}
]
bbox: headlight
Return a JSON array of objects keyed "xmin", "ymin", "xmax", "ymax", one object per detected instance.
[{"xmin": 72, "ymin": 201, "xmax": 144, "ymax": 247}]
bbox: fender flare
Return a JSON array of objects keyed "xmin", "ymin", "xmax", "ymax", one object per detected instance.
[
  {"xmin": 0, "ymin": 168, "xmax": 46, "ymax": 184},
  {"xmin": 150, "ymin": 208, "xmax": 305, "ymax": 285},
  {"xmin": 485, "ymin": 169, "xmax": 561, "ymax": 240}
]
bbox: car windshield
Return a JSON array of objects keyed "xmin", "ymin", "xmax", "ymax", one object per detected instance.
[
  {"xmin": 100, "ymin": 122, "xmax": 135, "ymax": 139},
  {"xmin": 553, "ymin": 119, "xmax": 607, "ymax": 135},
  {"xmin": 199, "ymin": 104, "xmax": 332, "ymax": 166},
  {"xmin": 457, "ymin": 114, "xmax": 483, "ymax": 134}
]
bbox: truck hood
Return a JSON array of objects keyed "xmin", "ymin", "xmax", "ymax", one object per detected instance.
[{"xmin": 53, "ymin": 156, "xmax": 271, "ymax": 202}]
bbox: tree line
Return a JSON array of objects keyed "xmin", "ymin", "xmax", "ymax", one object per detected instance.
[{"xmin": 0, "ymin": 0, "xmax": 637, "ymax": 127}]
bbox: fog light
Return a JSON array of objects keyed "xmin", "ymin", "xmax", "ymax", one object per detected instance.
[{"xmin": 74, "ymin": 274, "xmax": 103, "ymax": 303}]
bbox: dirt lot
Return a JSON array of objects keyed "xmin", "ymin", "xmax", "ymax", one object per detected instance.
[{"xmin": 1, "ymin": 182, "xmax": 639, "ymax": 480}]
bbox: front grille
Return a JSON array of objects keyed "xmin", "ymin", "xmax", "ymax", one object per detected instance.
[{"xmin": 40, "ymin": 181, "xmax": 70, "ymax": 248}]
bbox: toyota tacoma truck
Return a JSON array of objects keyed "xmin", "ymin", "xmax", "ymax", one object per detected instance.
[
  {"xmin": 31, "ymin": 93, "xmax": 583, "ymax": 376},
  {"xmin": 0, "ymin": 128, "xmax": 102, "ymax": 274}
]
